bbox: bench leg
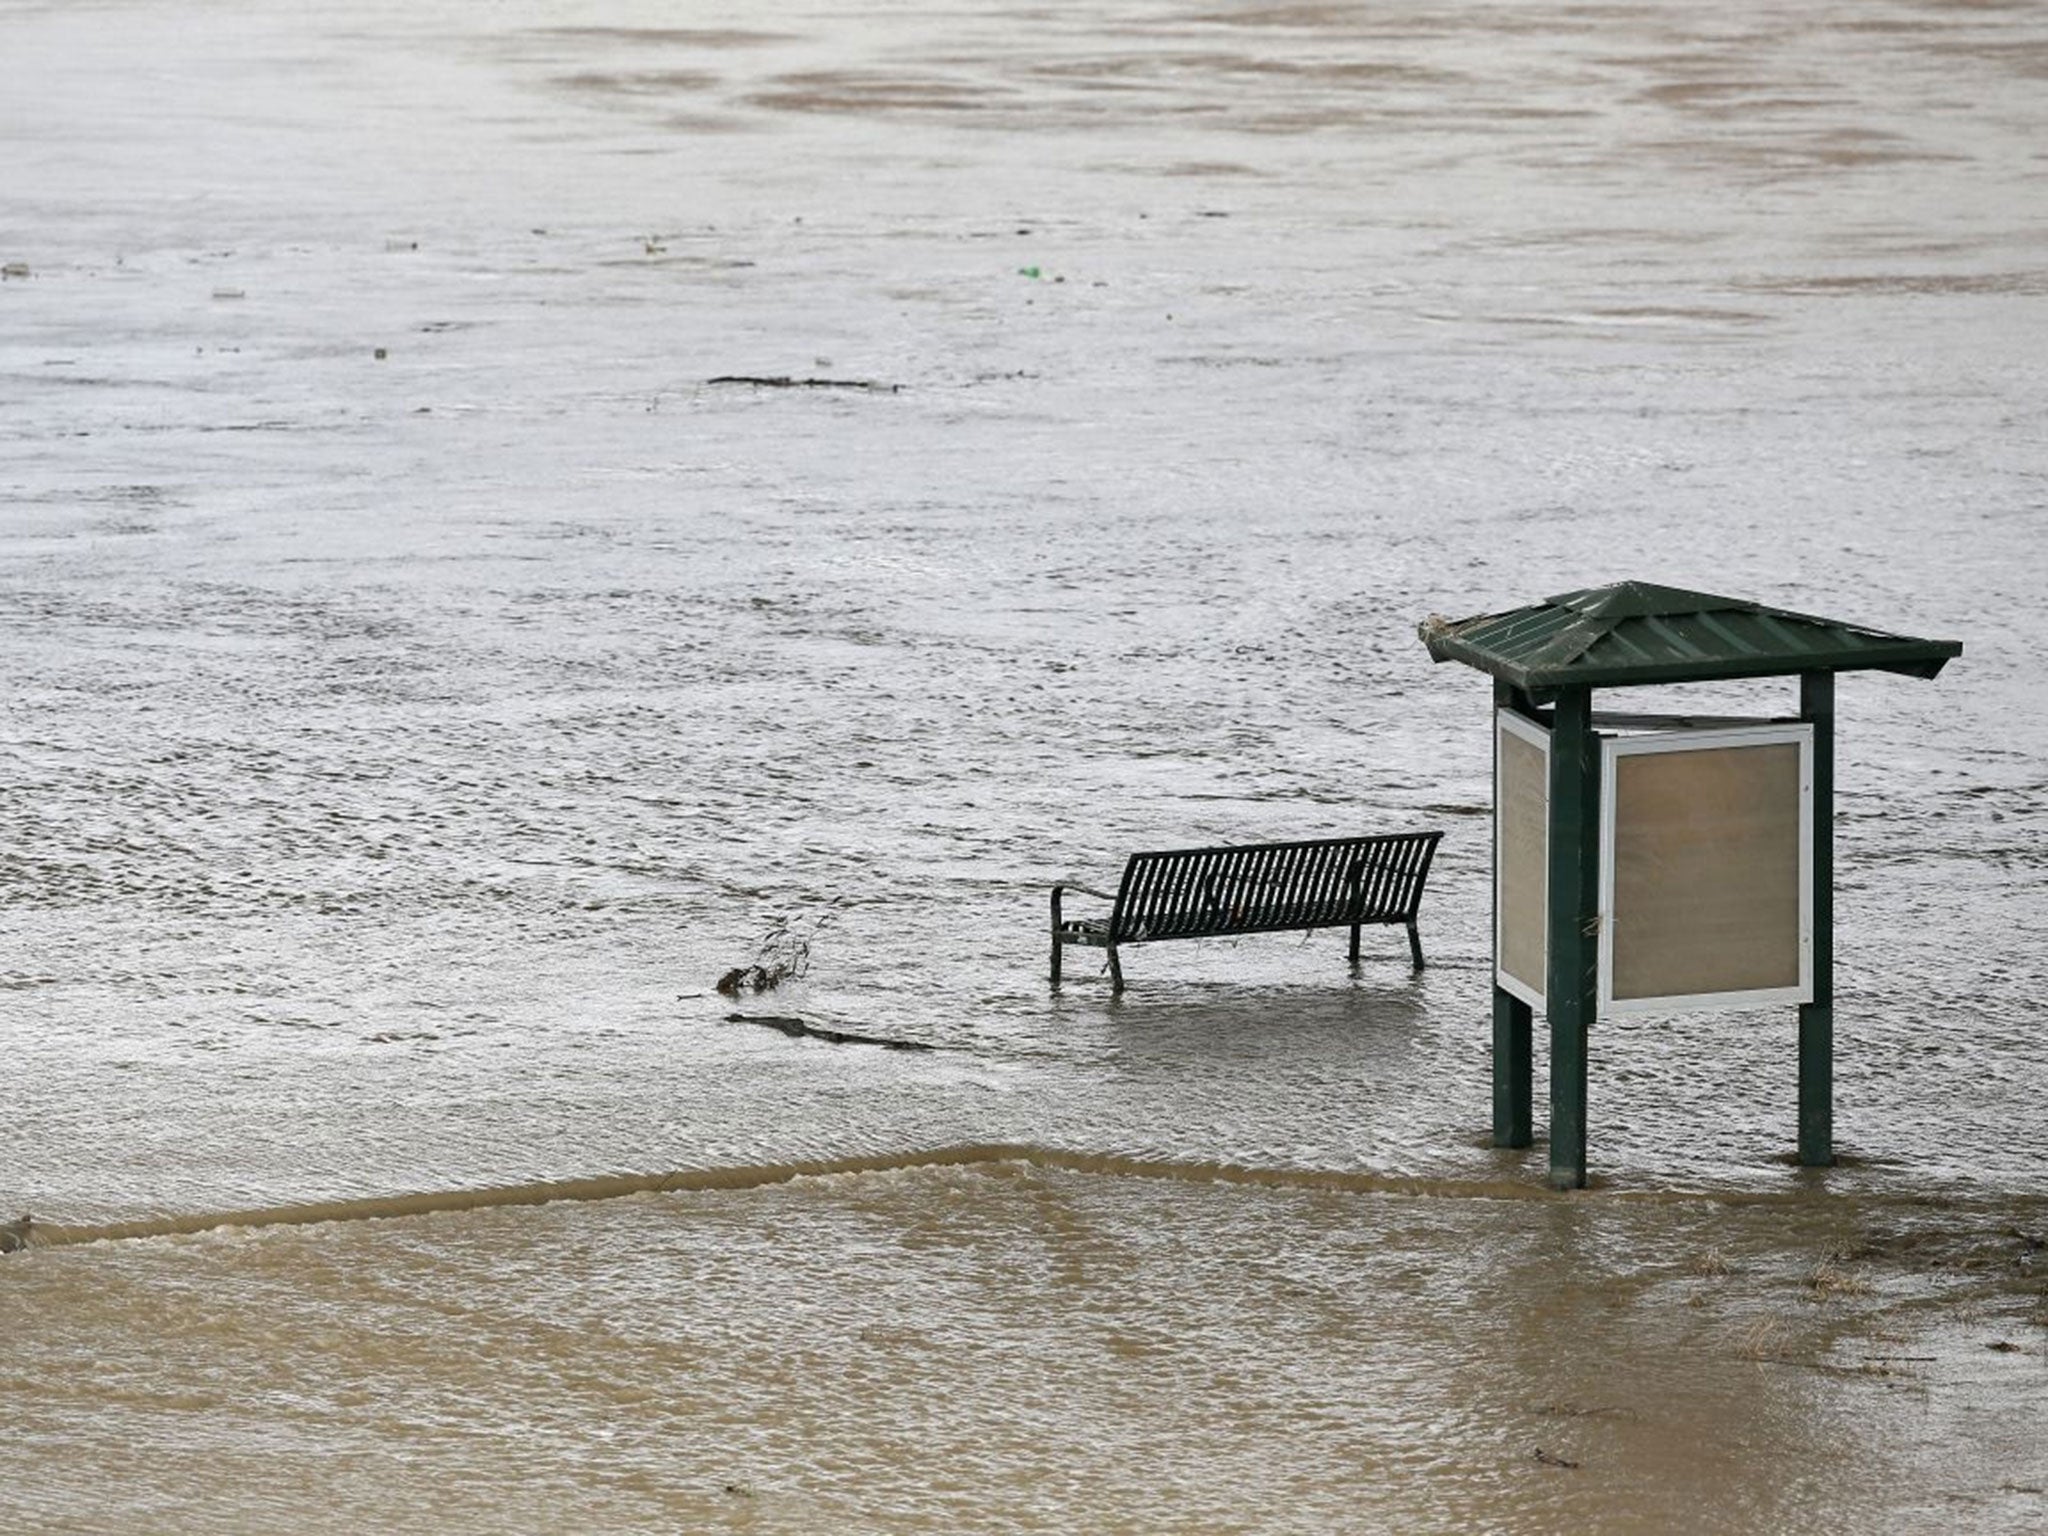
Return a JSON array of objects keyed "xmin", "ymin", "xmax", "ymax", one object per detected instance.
[
  {"xmin": 1348, "ymin": 922, "xmax": 1362, "ymax": 965},
  {"xmin": 1107, "ymin": 944, "xmax": 1125, "ymax": 993},
  {"xmin": 1406, "ymin": 921, "xmax": 1425, "ymax": 970}
]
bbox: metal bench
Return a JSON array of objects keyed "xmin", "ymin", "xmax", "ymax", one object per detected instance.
[{"xmin": 1050, "ymin": 831, "xmax": 1443, "ymax": 991}]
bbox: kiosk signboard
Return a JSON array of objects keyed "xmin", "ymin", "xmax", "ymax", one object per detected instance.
[
  {"xmin": 1494, "ymin": 710, "xmax": 1549, "ymax": 1009},
  {"xmin": 1598, "ymin": 723, "xmax": 1814, "ymax": 1014}
]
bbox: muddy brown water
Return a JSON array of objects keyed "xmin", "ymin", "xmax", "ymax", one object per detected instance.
[{"xmin": 2, "ymin": 0, "xmax": 2044, "ymax": 1530}]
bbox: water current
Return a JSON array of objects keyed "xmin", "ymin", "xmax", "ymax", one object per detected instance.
[{"xmin": 2, "ymin": 0, "xmax": 2045, "ymax": 1530}]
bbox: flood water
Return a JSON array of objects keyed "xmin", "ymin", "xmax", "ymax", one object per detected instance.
[{"xmin": 3, "ymin": 0, "xmax": 2045, "ymax": 1530}]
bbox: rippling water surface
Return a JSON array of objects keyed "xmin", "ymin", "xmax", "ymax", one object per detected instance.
[{"xmin": 3, "ymin": 0, "xmax": 2045, "ymax": 1529}]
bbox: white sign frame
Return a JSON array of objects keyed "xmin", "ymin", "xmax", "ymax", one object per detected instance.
[
  {"xmin": 1494, "ymin": 708, "xmax": 1550, "ymax": 1010},
  {"xmin": 1598, "ymin": 723, "xmax": 1815, "ymax": 1016}
]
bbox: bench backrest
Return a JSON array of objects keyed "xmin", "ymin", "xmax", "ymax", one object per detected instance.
[{"xmin": 1110, "ymin": 832, "xmax": 1441, "ymax": 942}]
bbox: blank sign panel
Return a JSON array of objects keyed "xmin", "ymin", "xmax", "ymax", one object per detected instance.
[
  {"xmin": 1495, "ymin": 710, "xmax": 1550, "ymax": 1008},
  {"xmin": 1600, "ymin": 725, "xmax": 1812, "ymax": 1014}
]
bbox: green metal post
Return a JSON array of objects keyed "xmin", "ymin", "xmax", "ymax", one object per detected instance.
[
  {"xmin": 1493, "ymin": 989, "xmax": 1534, "ymax": 1148},
  {"xmin": 1799, "ymin": 671, "xmax": 1835, "ymax": 1167},
  {"xmin": 1546, "ymin": 686, "xmax": 1600, "ymax": 1190},
  {"xmin": 1492, "ymin": 682, "xmax": 1534, "ymax": 1148}
]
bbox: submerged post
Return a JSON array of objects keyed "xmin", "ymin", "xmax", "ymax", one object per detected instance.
[
  {"xmin": 1493, "ymin": 990, "xmax": 1534, "ymax": 1148},
  {"xmin": 1799, "ymin": 671, "xmax": 1835, "ymax": 1166},
  {"xmin": 1546, "ymin": 686, "xmax": 1599, "ymax": 1190}
]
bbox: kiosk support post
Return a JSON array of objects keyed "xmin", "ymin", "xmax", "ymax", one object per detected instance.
[
  {"xmin": 1493, "ymin": 991, "xmax": 1534, "ymax": 1149},
  {"xmin": 1546, "ymin": 686, "xmax": 1599, "ymax": 1190},
  {"xmin": 1799, "ymin": 671, "xmax": 1835, "ymax": 1167}
]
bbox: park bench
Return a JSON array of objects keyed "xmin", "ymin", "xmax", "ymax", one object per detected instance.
[{"xmin": 1050, "ymin": 831, "xmax": 1442, "ymax": 992}]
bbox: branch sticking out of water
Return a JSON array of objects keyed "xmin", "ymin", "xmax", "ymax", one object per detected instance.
[{"xmin": 715, "ymin": 907, "xmax": 836, "ymax": 996}]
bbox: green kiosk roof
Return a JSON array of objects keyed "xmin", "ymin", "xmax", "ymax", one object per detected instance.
[{"xmin": 1419, "ymin": 581, "xmax": 1961, "ymax": 696}]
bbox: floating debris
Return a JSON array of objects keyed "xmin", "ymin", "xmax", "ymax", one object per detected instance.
[{"xmin": 707, "ymin": 374, "xmax": 901, "ymax": 393}]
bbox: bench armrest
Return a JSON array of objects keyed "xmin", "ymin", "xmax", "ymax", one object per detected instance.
[
  {"xmin": 1051, "ymin": 882, "xmax": 1119, "ymax": 938},
  {"xmin": 1052, "ymin": 882, "xmax": 1119, "ymax": 904}
]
